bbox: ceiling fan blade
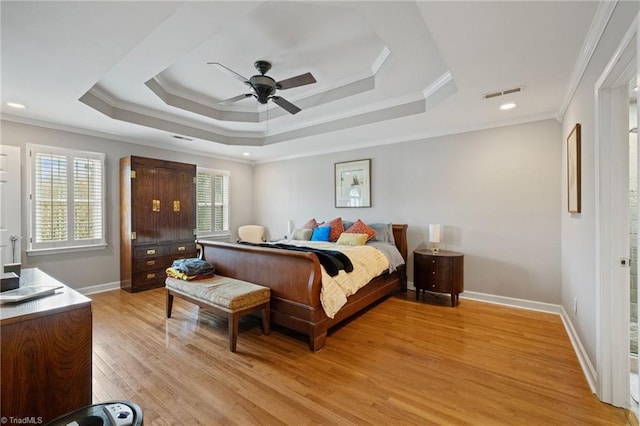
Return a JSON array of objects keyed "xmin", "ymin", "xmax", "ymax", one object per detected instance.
[
  {"xmin": 218, "ymin": 93, "xmax": 253, "ymax": 104},
  {"xmin": 207, "ymin": 62, "xmax": 249, "ymax": 84},
  {"xmin": 276, "ymin": 72, "xmax": 316, "ymax": 90},
  {"xmin": 271, "ymin": 96, "xmax": 301, "ymax": 115}
]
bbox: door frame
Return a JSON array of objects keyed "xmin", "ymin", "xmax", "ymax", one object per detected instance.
[
  {"xmin": 0, "ymin": 145, "xmax": 22, "ymax": 267},
  {"xmin": 596, "ymin": 12, "xmax": 639, "ymax": 407}
]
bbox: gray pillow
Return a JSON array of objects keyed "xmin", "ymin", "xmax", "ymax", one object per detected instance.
[
  {"xmin": 290, "ymin": 228, "xmax": 313, "ymax": 241},
  {"xmin": 367, "ymin": 223, "xmax": 395, "ymax": 244},
  {"xmin": 342, "ymin": 220, "xmax": 354, "ymax": 231}
]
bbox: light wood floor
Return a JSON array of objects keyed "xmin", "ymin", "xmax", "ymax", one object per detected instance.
[{"xmin": 90, "ymin": 288, "xmax": 633, "ymax": 425}]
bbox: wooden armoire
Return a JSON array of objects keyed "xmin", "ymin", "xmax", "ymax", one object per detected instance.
[{"xmin": 120, "ymin": 156, "xmax": 197, "ymax": 292}]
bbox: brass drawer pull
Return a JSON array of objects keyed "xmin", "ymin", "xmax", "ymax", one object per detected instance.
[
  {"xmin": 173, "ymin": 200, "xmax": 180, "ymax": 212},
  {"xmin": 152, "ymin": 199, "xmax": 160, "ymax": 212},
  {"xmin": 177, "ymin": 246, "xmax": 186, "ymax": 252},
  {"xmin": 146, "ymin": 249, "xmax": 156, "ymax": 255},
  {"xmin": 146, "ymin": 273, "xmax": 156, "ymax": 279},
  {"xmin": 146, "ymin": 260, "xmax": 156, "ymax": 266}
]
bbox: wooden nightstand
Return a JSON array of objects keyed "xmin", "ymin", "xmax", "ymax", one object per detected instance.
[{"xmin": 413, "ymin": 249, "xmax": 464, "ymax": 306}]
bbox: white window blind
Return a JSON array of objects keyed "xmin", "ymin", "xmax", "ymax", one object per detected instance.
[
  {"xmin": 28, "ymin": 144, "xmax": 106, "ymax": 254},
  {"xmin": 196, "ymin": 168, "xmax": 230, "ymax": 236}
]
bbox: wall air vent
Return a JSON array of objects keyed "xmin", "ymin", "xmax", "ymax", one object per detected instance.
[
  {"xmin": 173, "ymin": 135, "xmax": 193, "ymax": 141},
  {"xmin": 482, "ymin": 86, "xmax": 523, "ymax": 100}
]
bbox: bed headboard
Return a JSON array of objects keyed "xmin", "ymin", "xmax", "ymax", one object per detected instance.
[{"xmin": 392, "ymin": 224, "xmax": 408, "ymax": 262}]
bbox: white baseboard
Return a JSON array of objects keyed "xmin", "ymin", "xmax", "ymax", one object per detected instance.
[
  {"xmin": 558, "ymin": 305, "xmax": 598, "ymax": 394},
  {"xmin": 408, "ymin": 281, "xmax": 596, "ymax": 393},
  {"xmin": 77, "ymin": 281, "xmax": 120, "ymax": 296}
]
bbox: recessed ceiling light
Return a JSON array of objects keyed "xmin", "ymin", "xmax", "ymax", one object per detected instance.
[
  {"xmin": 499, "ymin": 102, "xmax": 517, "ymax": 111},
  {"xmin": 242, "ymin": 152, "xmax": 251, "ymax": 156},
  {"xmin": 6, "ymin": 102, "xmax": 26, "ymax": 109}
]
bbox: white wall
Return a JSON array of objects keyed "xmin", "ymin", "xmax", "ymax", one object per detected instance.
[
  {"xmin": 254, "ymin": 119, "xmax": 562, "ymax": 303},
  {"xmin": 1, "ymin": 120, "xmax": 255, "ymax": 290},
  {"xmin": 561, "ymin": 1, "xmax": 640, "ymax": 371}
]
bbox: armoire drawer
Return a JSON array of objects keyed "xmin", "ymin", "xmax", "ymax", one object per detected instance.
[
  {"xmin": 132, "ymin": 270, "xmax": 166, "ymax": 288},
  {"xmin": 134, "ymin": 257, "xmax": 164, "ymax": 272},
  {"xmin": 166, "ymin": 243, "xmax": 196, "ymax": 255},
  {"xmin": 134, "ymin": 246, "xmax": 166, "ymax": 258}
]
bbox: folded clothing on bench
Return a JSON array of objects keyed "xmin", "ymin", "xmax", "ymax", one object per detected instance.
[{"xmin": 166, "ymin": 258, "xmax": 215, "ymax": 280}]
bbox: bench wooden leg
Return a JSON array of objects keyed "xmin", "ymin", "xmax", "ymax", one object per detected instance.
[
  {"xmin": 262, "ymin": 301, "xmax": 271, "ymax": 335},
  {"xmin": 166, "ymin": 290, "xmax": 174, "ymax": 318},
  {"xmin": 229, "ymin": 312, "xmax": 240, "ymax": 352}
]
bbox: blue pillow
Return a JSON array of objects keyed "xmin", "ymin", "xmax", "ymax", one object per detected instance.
[{"xmin": 311, "ymin": 226, "xmax": 331, "ymax": 242}]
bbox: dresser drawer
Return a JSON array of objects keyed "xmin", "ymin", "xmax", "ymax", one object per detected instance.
[
  {"xmin": 133, "ymin": 269, "xmax": 166, "ymax": 288},
  {"xmin": 166, "ymin": 243, "xmax": 196, "ymax": 255},
  {"xmin": 134, "ymin": 256, "xmax": 164, "ymax": 272},
  {"xmin": 162, "ymin": 252, "xmax": 197, "ymax": 268},
  {"xmin": 134, "ymin": 246, "xmax": 165, "ymax": 258}
]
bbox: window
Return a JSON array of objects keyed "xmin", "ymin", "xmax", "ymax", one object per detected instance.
[
  {"xmin": 196, "ymin": 168, "xmax": 230, "ymax": 236},
  {"xmin": 27, "ymin": 144, "xmax": 106, "ymax": 254}
]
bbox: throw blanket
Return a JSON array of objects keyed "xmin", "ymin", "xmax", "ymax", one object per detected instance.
[
  {"xmin": 261, "ymin": 240, "xmax": 390, "ymax": 318},
  {"xmin": 239, "ymin": 242, "xmax": 353, "ymax": 277}
]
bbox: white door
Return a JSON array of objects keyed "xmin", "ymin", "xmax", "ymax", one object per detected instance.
[{"xmin": 0, "ymin": 145, "xmax": 22, "ymax": 267}]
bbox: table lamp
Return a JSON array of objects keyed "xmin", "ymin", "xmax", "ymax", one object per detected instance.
[{"xmin": 429, "ymin": 224, "xmax": 441, "ymax": 253}]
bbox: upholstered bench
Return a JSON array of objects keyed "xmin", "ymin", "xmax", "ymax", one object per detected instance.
[{"xmin": 165, "ymin": 275, "xmax": 270, "ymax": 352}]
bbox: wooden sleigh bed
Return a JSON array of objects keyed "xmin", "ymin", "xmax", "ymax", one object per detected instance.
[{"xmin": 197, "ymin": 224, "xmax": 408, "ymax": 351}]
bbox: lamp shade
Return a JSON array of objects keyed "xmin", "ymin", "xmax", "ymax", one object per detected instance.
[{"xmin": 429, "ymin": 224, "xmax": 441, "ymax": 243}]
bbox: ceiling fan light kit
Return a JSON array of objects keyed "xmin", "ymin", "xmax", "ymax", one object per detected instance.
[{"xmin": 209, "ymin": 60, "xmax": 316, "ymax": 115}]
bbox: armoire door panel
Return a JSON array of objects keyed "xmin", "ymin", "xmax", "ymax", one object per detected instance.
[
  {"xmin": 132, "ymin": 166, "xmax": 157, "ymax": 246},
  {"xmin": 174, "ymin": 169, "xmax": 196, "ymax": 241},
  {"xmin": 157, "ymin": 167, "xmax": 178, "ymax": 243}
]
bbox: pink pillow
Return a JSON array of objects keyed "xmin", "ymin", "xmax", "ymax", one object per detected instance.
[
  {"xmin": 326, "ymin": 217, "xmax": 344, "ymax": 242},
  {"xmin": 345, "ymin": 219, "xmax": 377, "ymax": 241}
]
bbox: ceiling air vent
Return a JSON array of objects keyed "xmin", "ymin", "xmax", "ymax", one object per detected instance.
[
  {"xmin": 173, "ymin": 135, "xmax": 193, "ymax": 141},
  {"xmin": 482, "ymin": 86, "xmax": 523, "ymax": 100}
]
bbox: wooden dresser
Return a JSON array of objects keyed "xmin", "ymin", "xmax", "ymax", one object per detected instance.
[
  {"xmin": 413, "ymin": 249, "xmax": 464, "ymax": 306},
  {"xmin": 120, "ymin": 156, "xmax": 197, "ymax": 292},
  {"xmin": 1, "ymin": 268, "xmax": 92, "ymax": 423}
]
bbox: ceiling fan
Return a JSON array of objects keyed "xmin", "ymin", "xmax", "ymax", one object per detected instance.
[{"xmin": 208, "ymin": 60, "xmax": 316, "ymax": 115}]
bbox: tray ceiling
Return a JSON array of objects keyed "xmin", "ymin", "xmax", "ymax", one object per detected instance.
[{"xmin": 1, "ymin": 1, "xmax": 600, "ymax": 162}]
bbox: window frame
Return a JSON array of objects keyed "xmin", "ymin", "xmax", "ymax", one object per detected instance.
[
  {"xmin": 196, "ymin": 167, "xmax": 230, "ymax": 238},
  {"xmin": 26, "ymin": 144, "xmax": 107, "ymax": 256}
]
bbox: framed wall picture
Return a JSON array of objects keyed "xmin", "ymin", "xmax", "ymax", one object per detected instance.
[
  {"xmin": 335, "ymin": 159, "xmax": 371, "ymax": 208},
  {"xmin": 567, "ymin": 123, "xmax": 581, "ymax": 213}
]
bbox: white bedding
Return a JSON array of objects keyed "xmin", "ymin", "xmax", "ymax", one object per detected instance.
[{"xmin": 276, "ymin": 240, "xmax": 390, "ymax": 318}]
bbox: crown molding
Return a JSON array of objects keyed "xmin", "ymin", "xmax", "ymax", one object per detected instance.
[
  {"xmin": 257, "ymin": 112, "xmax": 559, "ymax": 164},
  {"xmin": 0, "ymin": 114, "xmax": 254, "ymax": 165},
  {"xmin": 558, "ymin": 0, "xmax": 618, "ymax": 118}
]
